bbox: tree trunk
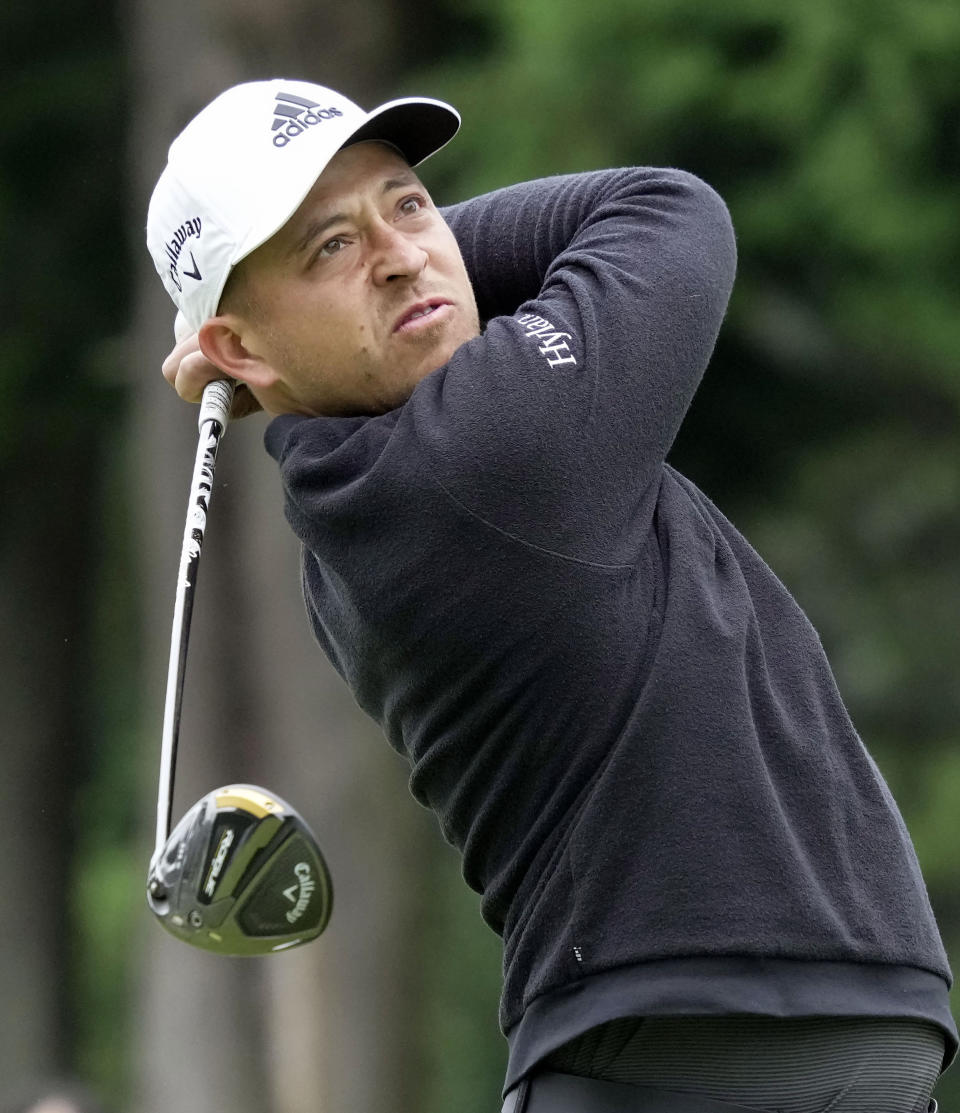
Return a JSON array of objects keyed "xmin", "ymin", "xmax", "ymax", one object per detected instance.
[{"xmin": 0, "ymin": 469, "xmax": 88, "ymax": 1094}]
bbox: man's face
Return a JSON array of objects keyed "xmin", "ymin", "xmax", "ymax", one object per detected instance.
[{"xmin": 225, "ymin": 141, "xmax": 481, "ymax": 417}]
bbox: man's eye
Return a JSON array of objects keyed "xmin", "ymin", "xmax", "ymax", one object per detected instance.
[
  {"xmin": 320, "ymin": 237, "xmax": 346, "ymax": 257},
  {"xmin": 399, "ymin": 196, "xmax": 424, "ymax": 215}
]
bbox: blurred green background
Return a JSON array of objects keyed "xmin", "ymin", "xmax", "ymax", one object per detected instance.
[{"xmin": 1, "ymin": 0, "xmax": 957, "ymax": 1110}]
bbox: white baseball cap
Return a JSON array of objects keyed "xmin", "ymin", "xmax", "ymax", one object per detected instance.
[{"xmin": 147, "ymin": 79, "xmax": 460, "ymax": 331}]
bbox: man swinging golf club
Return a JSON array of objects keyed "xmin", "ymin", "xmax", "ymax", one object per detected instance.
[{"xmin": 147, "ymin": 78, "xmax": 955, "ymax": 1113}]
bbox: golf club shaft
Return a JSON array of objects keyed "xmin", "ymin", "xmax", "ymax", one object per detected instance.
[{"xmin": 153, "ymin": 379, "xmax": 235, "ymax": 864}]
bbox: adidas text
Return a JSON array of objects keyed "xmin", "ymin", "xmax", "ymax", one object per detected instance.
[{"xmin": 273, "ymin": 105, "xmax": 343, "ymax": 149}]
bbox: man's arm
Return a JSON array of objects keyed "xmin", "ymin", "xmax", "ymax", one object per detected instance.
[
  {"xmin": 413, "ymin": 168, "xmax": 737, "ymax": 558},
  {"xmin": 443, "ymin": 167, "xmax": 735, "ymax": 334}
]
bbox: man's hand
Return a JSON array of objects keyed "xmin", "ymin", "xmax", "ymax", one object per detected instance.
[{"xmin": 161, "ymin": 328, "xmax": 262, "ymax": 419}]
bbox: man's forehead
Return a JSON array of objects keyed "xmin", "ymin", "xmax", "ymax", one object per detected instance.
[
  {"xmin": 270, "ymin": 142, "xmax": 422, "ymax": 251},
  {"xmin": 305, "ymin": 143, "xmax": 417, "ymax": 211}
]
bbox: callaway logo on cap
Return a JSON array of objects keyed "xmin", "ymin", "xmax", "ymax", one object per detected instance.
[{"xmin": 146, "ymin": 78, "xmax": 460, "ymax": 332}]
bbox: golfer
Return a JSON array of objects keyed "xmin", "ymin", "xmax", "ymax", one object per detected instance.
[{"xmin": 148, "ymin": 79, "xmax": 955, "ymax": 1113}]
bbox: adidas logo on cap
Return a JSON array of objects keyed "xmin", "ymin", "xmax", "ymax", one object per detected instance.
[{"xmin": 271, "ymin": 91, "xmax": 344, "ymax": 148}]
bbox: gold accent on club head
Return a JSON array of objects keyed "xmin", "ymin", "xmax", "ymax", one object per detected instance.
[{"xmin": 214, "ymin": 786, "xmax": 283, "ymax": 818}]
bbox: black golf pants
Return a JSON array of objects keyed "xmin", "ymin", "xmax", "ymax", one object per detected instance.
[{"xmin": 501, "ymin": 1015, "xmax": 945, "ymax": 1113}]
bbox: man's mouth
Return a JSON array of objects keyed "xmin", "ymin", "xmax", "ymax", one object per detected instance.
[{"xmin": 393, "ymin": 299, "xmax": 451, "ymax": 333}]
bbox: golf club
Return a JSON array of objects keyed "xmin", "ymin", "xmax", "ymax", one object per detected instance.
[{"xmin": 146, "ymin": 329, "xmax": 332, "ymax": 955}]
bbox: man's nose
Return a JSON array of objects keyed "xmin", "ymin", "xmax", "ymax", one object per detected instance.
[{"xmin": 369, "ymin": 221, "xmax": 428, "ymax": 284}]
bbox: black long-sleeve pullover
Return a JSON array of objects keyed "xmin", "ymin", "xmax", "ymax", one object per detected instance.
[{"xmin": 264, "ymin": 169, "xmax": 955, "ymax": 1089}]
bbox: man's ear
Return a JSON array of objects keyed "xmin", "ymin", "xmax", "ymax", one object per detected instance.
[{"xmin": 198, "ymin": 316, "xmax": 280, "ymax": 393}]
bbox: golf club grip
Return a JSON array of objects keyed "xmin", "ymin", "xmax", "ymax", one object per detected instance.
[
  {"xmin": 198, "ymin": 377, "xmax": 234, "ymax": 431},
  {"xmin": 153, "ymin": 379, "xmax": 236, "ymax": 863}
]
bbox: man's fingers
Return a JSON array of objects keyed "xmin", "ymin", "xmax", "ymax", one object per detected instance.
[
  {"xmin": 162, "ymin": 334, "xmax": 200, "ymax": 394},
  {"xmin": 160, "ymin": 333, "xmax": 220, "ymax": 404},
  {"xmin": 177, "ymin": 349, "xmax": 223, "ymax": 403}
]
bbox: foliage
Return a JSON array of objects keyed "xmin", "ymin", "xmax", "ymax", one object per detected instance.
[
  {"xmin": 416, "ymin": 0, "xmax": 960, "ymax": 391},
  {"xmin": 0, "ymin": 5, "xmax": 129, "ymax": 465}
]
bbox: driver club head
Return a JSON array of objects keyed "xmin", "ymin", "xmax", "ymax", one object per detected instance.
[{"xmin": 146, "ymin": 784, "xmax": 333, "ymax": 955}]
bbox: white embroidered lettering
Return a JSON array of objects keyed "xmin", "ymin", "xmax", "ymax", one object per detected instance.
[
  {"xmin": 515, "ymin": 313, "xmax": 579, "ymax": 370},
  {"xmin": 540, "ymin": 340, "xmax": 577, "ymax": 369}
]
